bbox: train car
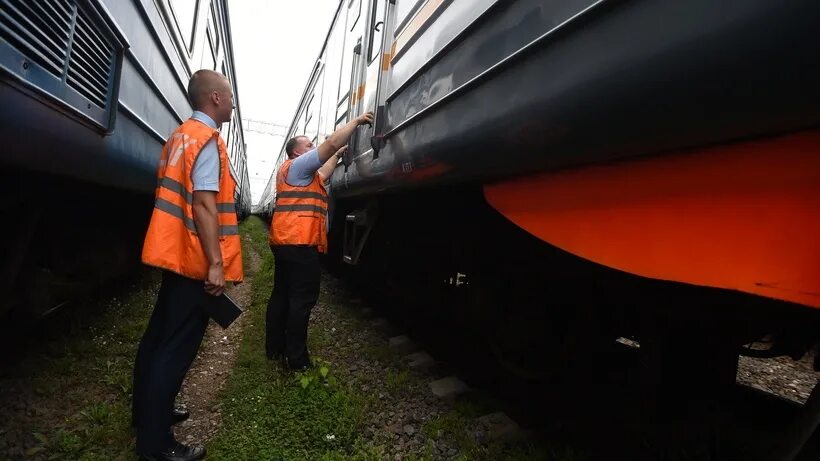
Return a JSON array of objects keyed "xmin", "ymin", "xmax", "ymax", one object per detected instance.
[
  {"xmin": 260, "ymin": 0, "xmax": 820, "ymax": 455},
  {"xmin": 0, "ymin": 0, "xmax": 250, "ymax": 319}
]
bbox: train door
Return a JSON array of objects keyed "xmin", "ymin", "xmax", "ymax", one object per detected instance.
[
  {"xmin": 337, "ymin": 0, "xmax": 366, "ymax": 166},
  {"xmin": 359, "ymin": 0, "xmax": 395, "ymax": 158},
  {"xmin": 350, "ymin": 0, "xmax": 393, "ymax": 160}
]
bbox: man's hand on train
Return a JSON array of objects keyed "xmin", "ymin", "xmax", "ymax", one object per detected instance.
[
  {"xmin": 357, "ymin": 112, "xmax": 374, "ymax": 126},
  {"xmin": 205, "ymin": 262, "xmax": 225, "ymax": 296},
  {"xmin": 334, "ymin": 145, "xmax": 348, "ymax": 158}
]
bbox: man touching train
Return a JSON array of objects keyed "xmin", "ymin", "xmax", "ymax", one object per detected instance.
[
  {"xmin": 133, "ymin": 69, "xmax": 242, "ymax": 461},
  {"xmin": 266, "ymin": 111, "xmax": 373, "ymax": 370}
]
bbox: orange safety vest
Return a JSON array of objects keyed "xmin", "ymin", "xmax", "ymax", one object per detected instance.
[
  {"xmin": 142, "ymin": 119, "xmax": 244, "ymax": 282},
  {"xmin": 268, "ymin": 159, "xmax": 329, "ymax": 253}
]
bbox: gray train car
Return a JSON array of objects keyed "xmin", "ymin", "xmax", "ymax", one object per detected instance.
[
  {"xmin": 1, "ymin": 0, "xmax": 250, "ymax": 319},
  {"xmin": 260, "ymin": 0, "xmax": 819, "ymax": 456}
]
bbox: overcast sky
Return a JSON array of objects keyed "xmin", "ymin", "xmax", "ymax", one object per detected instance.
[{"xmin": 228, "ymin": 0, "xmax": 338, "ymax": 204}]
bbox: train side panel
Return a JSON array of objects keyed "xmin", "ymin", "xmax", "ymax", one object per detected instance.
[{"xmin": 0, "ymin": 0, "xmax": 250, "ymax": 318}]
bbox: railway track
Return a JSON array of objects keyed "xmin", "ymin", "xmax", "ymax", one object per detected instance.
[{"xmin": 342, "ymin": 278, "xmax": 820, "ymax": 461}]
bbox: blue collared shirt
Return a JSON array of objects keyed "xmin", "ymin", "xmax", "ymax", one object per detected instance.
[
  {"xmin": 286, "ymin": 148, "xmax": 323, "ymax": 186},
  {"xmin": 190, "ymin": 111, "xmax": 220, "ymax": 192}
]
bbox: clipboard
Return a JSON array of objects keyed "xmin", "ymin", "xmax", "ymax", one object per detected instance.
[{"xmin": 202, "ymin": 292, "xmax": 243, "ymax": 329}]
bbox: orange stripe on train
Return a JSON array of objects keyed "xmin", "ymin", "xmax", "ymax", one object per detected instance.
[
  {"xmin": 393, "ymin": 0, "xmax": 447, "ymax": 60},
  {"xmin": 484, "ymin": 130, "xmax": 820, "ymax": 309}
]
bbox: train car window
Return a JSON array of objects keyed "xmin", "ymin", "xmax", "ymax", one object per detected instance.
[
  {"xmin": 338, "ymin": 51, "xmax": 352, "ymax": 108},
  {"xmin": 230, "ymin": 131, "xmax": 237, "ymax": 163},
  {"xmin": 305, "ymin": 93, "xmax": 315, "ymax": 139},
  {"xmin": 306, "ymin": 94, "xmax": 314, "ymax": 123},
  {"xmin": 221, "ymin": 118, "xmax": 232, "ymax": 144},
  {"xmin": 368, "ymin": 0, "xmax": 387, "ymax": 64},
  {"xmin": 395, "ymin": 0, "xmax": 425, "ymax": 37},
  {"xmin": 209, "ymin": 3, "xmax": 220, "ymax": 53},
  {"xmin": 295, "ymin": 110, "xmax": 305, "ymax": 135},
  {"xmin": 347, "ymin": 0, "xmax": 361, "ymax": 32},
  {"xmin": 201, "ymin": 33, "xmax": 216, "ymax": 71},
  {"xmin": 168, "ymin": 0, "xmax": 199, "ymax": 52},
  {"xmin": 205, "ymin": 26, "xmax": 217, "ymax": 70}
]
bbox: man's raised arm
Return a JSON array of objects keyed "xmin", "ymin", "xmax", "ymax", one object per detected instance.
[{"xmin": 316, "ymin": 112, "xmax": 374, "ymax": 163}]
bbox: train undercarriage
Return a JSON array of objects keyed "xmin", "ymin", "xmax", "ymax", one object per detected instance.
[
  {"xmin": 0, "ymin": 169, "xmax": 152, "ymax": 323},
  {"xmin": 329, "ymin": 184, "xmax": 820, "ymax": 459}
]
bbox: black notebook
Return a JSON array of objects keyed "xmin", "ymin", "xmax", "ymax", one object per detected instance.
[{"xmin": 202, "ymin": 292, "xmax": 243, "ymax": 329}]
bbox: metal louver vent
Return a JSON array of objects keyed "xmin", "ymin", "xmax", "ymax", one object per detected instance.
[
  {"xmin": 0, "ymin": 0, "xmax": 73, "ymax": 76},
  {"xmin": 67, "ymin": 8, "xmax": 114, "ymax": 108},
  {"xmin": 0, "ymin": 0, "xmax": 126, "ymax": 131}
]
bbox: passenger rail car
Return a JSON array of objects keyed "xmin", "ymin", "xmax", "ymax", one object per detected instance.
[
  {"xmin": 1, "ymin": 0, "xmax": 250, "ymax": 319},
  {"xmin": 261, "ymin": 0, "xmax": 819, "ymax": 456}
]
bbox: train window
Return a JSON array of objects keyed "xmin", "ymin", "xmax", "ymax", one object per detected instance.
[
  {"xmin": 306, "ymin": 94, "xmax": 314, "ymax": 121},
  {"xmin": 204, "ymin": 26, "xmax": 217, "ymax": 70},
  {"xmin": 209, "ymin": 3, "xmax": 220, "ymax": 53},
  {"xmin": 168, "ymin": 0, "xmax": 199, "ymax": 52},
  {"xmin": 201, "ymin": 32, "xmax": 216, "ymax": 71},
  {"xmin": 338, "ymin": 50, "xmax": 353, "ymax": 106},
  {"xmin": 221, "ymin": 118, "xmax": 232, "ymax": 144},
  {"xmin": 295, "ymin": 110, "xmax": 305, "ymax": 135},
  {"xmin": 395, "ymin": 0, "xmax": 425, "ymax": 37},
  {"xmin": 347, "ymin": 0, "xmax": 361, "ymax": 32},
  {"xmin": 368, "ymin": 0, "xmax": 387, "ymax": 64},
  {"xmin": 222, "ymin": 62, "xmax": 230, "ymax": 86},
  {"xmin": 305, "ymin": 93, "xmax": 315, "ymax": 137}
]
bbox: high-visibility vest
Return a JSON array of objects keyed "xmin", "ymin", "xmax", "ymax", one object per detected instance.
[
  {"xmin": 142, "ymin": 119, "xmax": 244, "ymax": 282},
  {"xmin": 269, "ymin": 159, "xmax": 329, "ymax": 253}
]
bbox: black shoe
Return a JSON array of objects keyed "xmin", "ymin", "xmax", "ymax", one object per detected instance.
[
  {"xmin": 172, "ymin": 406, "xmax": 189, "ymax": 424},
  {"xmin": 131, "ymin": 406, "xmax": 189, "ymax": 429},
  {"xmin": 285, "ymin": 358, "xmax": 311, "ymax": 372},
  {"xmin": 139, "ymin": 443, "xmax": 206, "ymax": 461}
]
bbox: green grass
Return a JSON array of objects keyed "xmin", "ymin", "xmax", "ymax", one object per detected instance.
[
  {"xmin": 1, "ymin": 270, "xmax": 161, "ymax": 460},
  {"xmin": 384, "ymin": 369, "xmax": 412, "ymax": 396},
  {"xmin": 420, "ymin": 407, "xmax": 580, "ymax": 461},
  {"xmin": 208, "ymin": 217, "xmax": 581, "ymax": 460},
  {"xmin": 207, "ymin": 217, "xmax": 382, "ymax": 460},
  {"xmin": 0, "ymin": 217, "xmax": 269, "ymax": 461},
  {"xmin": 1, "ymin": 216, "xmax": 585, "ymax": 460}
]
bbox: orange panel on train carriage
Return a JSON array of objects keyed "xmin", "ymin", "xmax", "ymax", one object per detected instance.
[{"xmin": 484, "ymin": 130, "xmax": 820, "ymax": 309}]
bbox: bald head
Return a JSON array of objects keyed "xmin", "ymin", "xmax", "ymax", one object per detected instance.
[
  {"xmin": 187, "ymin": 69, "xmax": 234, "ymax": 124},
  {"xmin": 187, "ymin": 69, "xmax": 228, "ymax": 109},
  {"xmin": 286, "ymin": 136, "xmax": 313, "ymax": 158}
]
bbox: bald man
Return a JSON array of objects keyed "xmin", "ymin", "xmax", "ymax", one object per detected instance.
[
  {"xmin": 266, "ymin": 111, "xmax": 373, "ymax": 371},
  {"xmin": 133, "ymin": 69, "xmax": 238, "ymax": 461}
]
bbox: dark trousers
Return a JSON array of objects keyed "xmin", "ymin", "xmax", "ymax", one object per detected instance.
[
  {"xmin": 265, "ymin": 245, "xmax": 321, "ymax": 368},
  {"xmin": 132, "ymin": 271, "xmax": 210, "ymax": 453}
]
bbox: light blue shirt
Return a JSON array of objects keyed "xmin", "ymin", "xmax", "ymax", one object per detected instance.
[
  {"xmin": 286, "ymin": 148, "xmax": 323, "ymax": 186},
  {"xmin": 190, "ymin": 111, "xmax": 220, "ymax": 192}
]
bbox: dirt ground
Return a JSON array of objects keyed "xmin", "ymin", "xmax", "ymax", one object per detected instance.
[
  {"xmin": 173, "ymin": 236, "xmax": 262, "ymax": 445},
  {"xmin": 737, "ymin": 348, "xmax": 818, "ymax": 404}
]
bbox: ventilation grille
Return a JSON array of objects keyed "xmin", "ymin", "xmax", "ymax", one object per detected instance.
[
  {"xmin": 67, "ymin": 8, "xmax": 114, "ymax": 108},
  {"xmin": 0, "ymin": 0, "xmax": 121, "ymax": 118},
  {"xmin": 0, "ymin": 0, "xmax": 73, "ymax": 76}
]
